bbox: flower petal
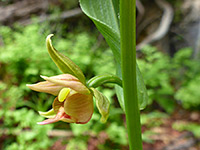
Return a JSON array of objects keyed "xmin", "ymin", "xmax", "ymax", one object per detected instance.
[
  {"xmin": 38, "ymin": 107, "xmax": 76, "ymax": 125},
  {"xmin": 37, "ymin": 118, "xmax": 59, "ymax": 125},
  {"xmin": 26, "ymin": 81, "xmax": 64, "ymax": 96},
  {"xmin": 64, "ymin": 93, "xmax": 93, "ymax": 124},
  {"xmin": 41, "ymin": 74, "xmax": 90, "ymax": 95},
  {"xmin": 53, "ymin": 97, "xmax": 64, "ymax": 113},
  {"xmin": 58, "ymin": 88, "xmax": 70, "ymax": 102},
  {"xmin": 38, "ymin": 109, "xmax": 56, "ymax": 118}
]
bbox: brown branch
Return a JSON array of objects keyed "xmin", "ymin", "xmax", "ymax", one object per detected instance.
[
  {"xmin": 47, "ymin": 129, "xmax": 73, "ymax": 137},
  {"xmin": 0, "ymin": 128, "xmax": 73, "ymax": 137},
  {"xmin": 136, "ymin": 0, "xmax": 174, "ymax": 51},
  {"xmin": 20, "ymin": 8, "xmax": 83, "ymax": 25},
  {"xmin": 0, "ymin": 0, "xmax": 82, "ymax": 26},
  {"xmin": 0, "ymin": 128, "xmax": 96, "ymax": 137},
  {"xmin": 0, "ymin": 0, "xmax": 49, "ymax": 25}
]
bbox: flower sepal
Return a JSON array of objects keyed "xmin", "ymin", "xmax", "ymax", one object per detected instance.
[
  {"xmin": 90, "ymin": 88, "xmax": 110, "ymax": 123},
  {"xmin": 46, "ymin": 34, "xmax": 86, "ymax": 84}
]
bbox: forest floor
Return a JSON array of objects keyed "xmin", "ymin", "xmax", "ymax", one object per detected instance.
[
  {"xmin": 51, "ymin": 109, "xmax": 200, "ymax": 150},
  {"xmin": 142, "ymin": 109, "xmax": 200, "ymax": 150}
]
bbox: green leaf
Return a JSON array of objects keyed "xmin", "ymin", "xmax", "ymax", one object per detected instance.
[
  {"xmin": 46, "ymin": 34, "xmax": 86, "ymax": 84},
  {"xmin": 116, "ymin": 65, "xmax": 148, "ymax": 110},
  {"xmin": 80, "ymin": 0, "xmax": 148, "ymax": 110},
  {"xmin": 136, "ymin": 65, "xmax": 148, "ymax": 110},
  {"xmin": 90, "ymin": 88, "xmax": 110, "ymax": 123},
  {"xmin": 38, "ymin": 109, "xmax": 56, "ymax": 118}
]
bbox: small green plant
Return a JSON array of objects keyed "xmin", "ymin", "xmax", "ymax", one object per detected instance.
[
  {"xmin": 106, "ymin": 123, "xmax": 128, "ymax": 145},
  {"xmin": 67, "ymin": 138, "xmax": 87, "ymax": 150},
  {"xmin": 173, "ymin": 121, "xmax": 200, "ymax": 137},
  {"xmin": 138, "ymin": 46, "xmax": 200, "ymax": 111},
  {"xmin": 0, "ymin": 107, "xmax": 53, "ymax": 150},
  {"xmin": 141, "ymin": 111, "xmax": 168, "ymax": 128},
  {"xmin": 175, "ymin": 76, "xmax": 200, "ymax": 109},
  {"xmin": 138, "ymin": 46, "xmax": 175, "ymax": 113}
]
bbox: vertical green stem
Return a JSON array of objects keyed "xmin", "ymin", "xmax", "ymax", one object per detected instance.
[{"xmin": 120, "ymin": 0, "xmax": 143, "ymax": 150}]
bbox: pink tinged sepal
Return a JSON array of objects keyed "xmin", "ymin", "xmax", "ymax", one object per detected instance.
[
  {"xmin": 40, "ymin": 74, "xmax": 90, "ymax": 95},
  {"xmin": 26, "ymin": 81, "xmax": 63, "ymax": 96}
]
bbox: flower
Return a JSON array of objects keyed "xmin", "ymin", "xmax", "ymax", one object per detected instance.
[
  {"xmin": 27, "ymin": 34, "xmax": 110, "ymax": 125},
  {"xmin": 27, "ymin": 74, "xmax": 93, "ymax": 125}
]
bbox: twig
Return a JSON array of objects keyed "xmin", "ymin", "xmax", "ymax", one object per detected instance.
[
  {"xmin": 0, "ymin": 128, "xmax": 97, "ymax": 138},
  {"xmin": 0, "ymin": 128, "xmax": 73, "ymax": 137},
  {"xmin": 19, "ymin": 8, "xmax": 83, "ymax": 25},
  {"xmin": 47, "ymin": 129, "xmax": 73, "ymax": 137},
  {"xmin": 194, "ymin": 20, "xmax": 200, "ymax": 58},
  {"xmin": 0, "ymin": 0, "xmax": 48, "ymax": 25},
  {"xmin": 0, "ymin": 0, "xmax": 82, "ymax": 26},
  {"xmin": 136, "ymin": 0, "xmax": 174, "ymax": 51}
]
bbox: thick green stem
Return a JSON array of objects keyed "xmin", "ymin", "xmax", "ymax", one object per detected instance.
[{"xmin": 120, "ymin": 0, "xmax": 143, "ymax": 150}]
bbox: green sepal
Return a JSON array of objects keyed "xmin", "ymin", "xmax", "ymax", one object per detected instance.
[
  {"xmin": 87, "ymin": 74, "xmax": 122, "ymax": 88},
  {"xmin": 46, "ymin": 34, "xmax": 86, "ymax": 84},
  {"xmin": 90, "ymin": 88, "xmax": 110, "ymax": 123},
  {"xmin": 38, "ymin": 109, "xmax": 56, "ymax": 118}
]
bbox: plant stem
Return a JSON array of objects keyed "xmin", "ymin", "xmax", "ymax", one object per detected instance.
[
  {"xmin": 87, "ymin": 74, "xmax": 122, "ymax": 88},
  {"xmin": 120, "ymin": 0, "xmax": 143, "ymax": 150}
]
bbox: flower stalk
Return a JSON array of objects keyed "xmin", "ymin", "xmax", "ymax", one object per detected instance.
[{"xmin": 120, "ymin": 0, "xmax": 143, "ymax": 150}]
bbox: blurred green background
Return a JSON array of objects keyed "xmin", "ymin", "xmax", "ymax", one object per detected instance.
[{"xmin": 0, "ymin": 0, "xmax": 199, "ymax": 150}]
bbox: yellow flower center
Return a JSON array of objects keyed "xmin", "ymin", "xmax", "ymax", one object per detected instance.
[{"xmin": 58, "ymin": 88, "xmax": 70, "ymax": 102}]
